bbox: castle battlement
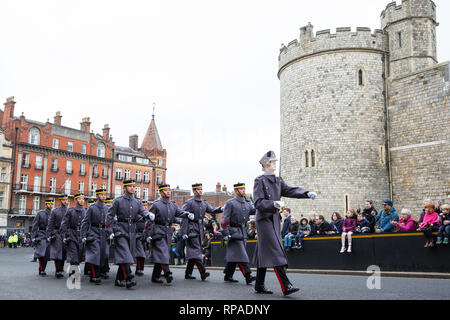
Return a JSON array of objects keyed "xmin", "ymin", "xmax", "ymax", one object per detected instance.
[
  {"xmin": 278, "ymin": 25, "xmax": 385, "ymax": 74},
  {"xmin": 381, "ymin": 0, "xmax": 436, "ymax": 29}
]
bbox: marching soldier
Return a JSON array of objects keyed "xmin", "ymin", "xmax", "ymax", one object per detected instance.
[
  {"xmin": 181, "ymin": 182, "xmax": 223, "ymax": 281},
  {"xmin": 106, "ymin": 197, "xmax": 114, "ymax": 207},
  {"xmin": 46, "ymin": 194, "xmax": 69, "ymax": 279},
  {"xmin": 145, "ymin": 184, "xmax": 192, "ymax": 284},
  {"xmin": 253, "ymin": 151, "xmax": 317, "ymax": 296},
  {"xmin": 221, "ymin": 182, "xmax": 257, "ymax": 285},
  {"xmin": 134, "ymin": 200, "xmax": 148, "ymax": 277},
  {"xmin": 80, "ymin": 189, "xmax": 110, "ymax": 285},
  {"xmin": 31, "ymin": 199, "xmax": 53, "ymax": 276},
  {"xmin": 61, "ymin": 194, "xmax": 87, "ymax": 275},
  {"xmin": 106, "ymin": 179, "xmax": 154, "ymax": 289}
]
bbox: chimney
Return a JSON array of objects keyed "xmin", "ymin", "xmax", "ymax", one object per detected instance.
[
  {"xmin": 2, "ymin": 96, "xmax": 15, "ymax": 133},
  {"xmin": 216, "ymin": 182, "xmax": 221, "ymax": 193},
  {"xmin": 222, "ymin": 184, "xmax": 227, "ymax": 193},
  {"xmin": 80, "ymin": 117, "xmax": 91, "ymax": 132},
  {"xmin": 102, "ymin": 124, "xmax": 110, "ymax": 141},
  {"xmin": 54, "ymin": 111, "xmax": 62, "ymax": 125},
  {"xmin": 129, "ymin": 134, "xmax": 138, "ymax": 150}
]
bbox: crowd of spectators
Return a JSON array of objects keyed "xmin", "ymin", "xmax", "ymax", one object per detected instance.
[{"xmin": 0, "ymin": 232, "xmax": 31, "ymax": 248}]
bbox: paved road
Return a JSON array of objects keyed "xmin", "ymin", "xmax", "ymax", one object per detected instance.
[{"xmin": 1, "ymin": 248, "xmax": 449, "ymax": 300}]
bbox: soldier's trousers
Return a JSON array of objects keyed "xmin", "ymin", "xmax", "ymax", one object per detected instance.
[
  {"xmin": 53, "ymin": 259, "xmax": 65, "ymax": 273},
  {"xmin": 90, "ymin": 264, "xmax": 100, "ymax": 279},
  {"xmin": 116, "ymin": 263, "xmax": 133, "ymax": 281},
  {"xmin": 224, "ymin": 262, "xmax": 252, "ymax": 279},
  {"xmin": 152, "ymin": 263, "xmax": 171, "ymax": 279},
  {"xmin": 186, "ymin": 259, "xmax": 207, "ymax": 276},
  {"xmin": 135, "ymin": 257, "xmax": 145, "ymax": 272},
  {"xmin": 100, "ymin": 260, "xmax": 110, "ymax": 274},
  {"xmin": 38, "ymin": 258, "xmax": 48, "ymax": 272},
  {"xmin": 255, "ymin": 266, "xmax": 292, "ymax": 293}
]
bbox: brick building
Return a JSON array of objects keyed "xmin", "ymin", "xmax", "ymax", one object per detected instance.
[{"xmin": 0, "ymin": 129, "xmax": 13, "ymax": 235}]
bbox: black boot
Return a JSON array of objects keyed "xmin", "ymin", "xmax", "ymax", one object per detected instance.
[
  {"xmin": 255, "ymin": 286, "xmax": 273, "ymax": 294},
  {"xmin": 152, "ymin": 277, "xmax": 164, "ymax": 284},
  {"xmin": 126, "ymin": 279, "xmax": 137, "ymax": 289},
  {"xmin": 185, "ymin": 274, "xmax": 196, "ymax": 280},
  {"xmin": 283, "ymin": 284, "xmax": 300, "ymax": 296},
  {"xmin": 224, "ymin": 275, "xmax": 239, "ymax": 283},
  {"xmin": 115, "ymin": 280, "xmax": 125, "ymax": 287},
  {"xmin": 90, "ymin": 277, "xmax": 102, "ymax": 285},
  {"xmin": 135, "ymin": 270, "xmax": 144, "ymax": 276},
  {"xmin": 201, "ymin": 272, "xmax": 210, "ymax": 281},
  {"xmin": 165, "ymin": 272, "xmax": 173, "ymax": 284},
  {"xmin": 246, "ymin": 275, "xmax": 257, "ymax": 285}
]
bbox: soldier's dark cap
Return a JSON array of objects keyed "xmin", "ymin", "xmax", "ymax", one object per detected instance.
[
  {"xmin": 58, "ymin": 194, "xmax": 68, "ymax": 200},
  {"xmin": 159, "ymin": 184, "xmax": 170, "ymax": 191},
  {"xmin": 74, "ymin": 193, "xmax": 84, "ymax": 199},
  {"xmin": 233, "ymin": 182, "xmax": 245, "ymax": 189},
  {"xmin": 192, "ymin": 182, "xmax": 202, "ymax": 189},
  {"xmin": 123, "ymin": 179, "xmax": 136, "ymax": 186},
  {"xmin": 142, "ymin": 200, "xmax": 148, "ymax": 204},
  {"xmin": 259, "ymin": 150, "xmax": 278, "ymax": 165},
  {"xmin": 95, "ymin": 188, "xmax": 107, "ymax": 195},
  {"xmin": 106, "ymin": 197, "xmax": 114, "ymax": 203},
  {"xmin": 88, "ymin": 199, "xmax": 95, "ymax": 204},
  {"xmin": 45, "ymin": 199, "xmax": 55, "ymax": 204}
]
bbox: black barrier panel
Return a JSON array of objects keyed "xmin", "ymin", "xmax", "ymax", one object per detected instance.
[{"xmin": 210, "ymin": 233, "xmax": 450, "ymax": 273}]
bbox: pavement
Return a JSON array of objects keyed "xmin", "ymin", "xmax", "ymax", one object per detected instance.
[{"xmin": 1, "ymin": 247, "xmax": 450, "ymax": 300}]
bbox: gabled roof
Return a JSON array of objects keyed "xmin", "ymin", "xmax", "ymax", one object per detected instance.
[{"xmin": 141, "ymin": 118, "xmax": 163, "ymax": 152}]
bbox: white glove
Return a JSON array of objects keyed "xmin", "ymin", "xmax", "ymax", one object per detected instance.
[
  {"xmin": 223, "ymin": 236, "xmax": 230, "ymax": 242},
  {"xmin": 188, "ymin": 213, "xmax": 195, "ymax": 221},
  {"xmin": 109, "ymin": 233, "xmax": 114, "ymax": 240},
  {"xmin": 182, "ymin": 234, "xmax": 189, "ymax": 240},
  {"xmin": 274, "ymin": 201, "xmax": 285, "ymax": 210},
  {"xmin": 307, "ymin": 192, "xmax": 317, "ymax": 200},
  {"xmin": 81, "ymin": 238, "xmax": 86, "ymax": 244},
  {"xmin": 146, "ymin": 236, "xmax": 152, "ymax": 243},
  {"xmin": 148, "ymin": 212, "xmax": 155, "ymax": 221}
]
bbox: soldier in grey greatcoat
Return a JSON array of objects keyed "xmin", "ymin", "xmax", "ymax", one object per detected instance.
[
  {"xmin": 145, "ymin": 184, "xmax": 191, "ymax": 284},
  {"xmin": 134, "ymin": 200, "xmax": 148, "ymax": 277},
  {"xmin": 106, "ymin": 179, "xmax": 154, "ymax": 289},
  {"xmin": 61, "ymin": 194, "xmax": 86, "ymax": 275},
  {"xmin": 221, "ymin": 182, "xmax": 256, "ymax": 285},
  {"xmin": 253, "ymin": 151, "xmax": 317, "ymax": 296},
  {"xmin": 81, "ymin": 189, "xmax": 110, "ymax": 285},
  {"xmin": 31, "ymin": 199, "xmax": 53, "ymax": 276},
  {"xmin": 181, "ymin": 183, "xmax": 223, "ymax": 281},
  {"xmin": 46, "ymin": 195, "xmax": 69, "ymax": 278}
]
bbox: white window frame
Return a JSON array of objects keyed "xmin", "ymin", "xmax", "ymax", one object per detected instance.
[
  {"xmin": 53, "ymin": 138, "xmax": 59, "ymax": 149},
  {"xmin": 49, "ymin": 178, "xmax": 56, "ymax": 193},
  {"xmin": 68, "ymin": 141, "xmax": 74, "ymax": 152},
  {"xmin": 81, "ymin": 144, "xmax": 87, "ymax": 155},
  {"xmin": 20, "ymin": 174, "xmax": 28, "ymax": 190},
  {"xmin": 97, "ymin": 143, "xmax": 106, "ymax": 158},
  {"xmin": 19, "ymin": 195, "xmax": 26, "ymax": 214},
  {"xmin": 33, "ymin": 176, "xmax": 41, "ymax": 192},
  {"xmin": 32, "ymin": 196, "xmax": 40, "ymax": 214},
  {"xmin": 28, "ymin": 127, "xmax": 40, "ymax": 145},
  {"xmin": 65, "ymin": 180, "xmax": 71, "ymax": 195},
  {"xmin": 115, "ymin": 185, "xmax": 122, "ymax": 197}
]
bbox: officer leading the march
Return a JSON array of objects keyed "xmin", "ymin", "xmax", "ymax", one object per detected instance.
[
  {"xmin": 106, "ymin": 179, "xmax": 154, "ymax": 289},
  {"xmin": 31, "ymin": 199, "xmax": 53, "ymax": 276},
  {"xmin": 221, "ymin": 182, "xmax": 257, "ymax": 285},
  {"xmin": 253, "ymin": 151, "xmax": 317, "ymax": 296},
  {"xmin": 181, "ymin": 182, "xmax": 223, "ymax": 281},
  {"xmin": 145, "ymin": 184, "xmax": 192, "ymax": 284},
  {"xmin": 80, "ymin": 189, "xmax": 110, "ymax": 285},
  {"xmin": 47, "ymin": 194, "xmax": 69, "ymax": 279}
]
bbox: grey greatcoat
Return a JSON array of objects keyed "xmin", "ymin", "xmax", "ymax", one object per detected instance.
[
  {"xmin": 105, "ymin": 193, "xmax": 149, "ymax": 264},
  {"xmin": 252, "ymin": 174, "xmax": 310, "ymax": 268},
  {"xmin": 61, "ymin": 205, "xmax": 86, "ymax": 265},
  {"xmin": 135, "ymin": 219, "xmax": 146, "ymax": 259},
  {"xmin": 145, "ymin": 197, "xmax": 188, "ymax": 265},
  {"xmin": 80, "ymin": 201, "xmax": 109, "ymax": 267},
  {"xmin": 47, "ymin": 205, "xmax": 68, "ymax": 261},
  {"xmin": 31, "ymin": 209, "xmax": 51, "ymax": 259},
  {"xmin": 181, "ymin": 197, "xmax": 222, "ymax": 261},
  {"xmin": 221, "ymin": 196, "xmax": 256, "ymax": 263}
]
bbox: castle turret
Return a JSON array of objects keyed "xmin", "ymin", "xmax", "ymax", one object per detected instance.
[{"xmin": 381, "ymin": 0, "xmax": 438, "ymax": 78}]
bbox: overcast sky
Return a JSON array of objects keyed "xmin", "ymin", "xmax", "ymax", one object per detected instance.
[{"xmin": 1, "ymin": 0, "xmax": 449, "ymax": 194}]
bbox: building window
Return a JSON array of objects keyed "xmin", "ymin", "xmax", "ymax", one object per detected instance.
[
  {"xmin": 0, "ymin": 191, "xmax": 4, "ymax": 208},
  {"xmin": 136, "ymin": 171, "xmax": 141, "ymax": 182},
  {"xmin": 33, "ymin": 176, "xmax": 41, "ymax": 192},
  {"xmin": 115, "ymin": 185, "xmax": 122, "ymax": 197},
  {"xmin": 97, "ymin": 143, "xmax": 106, "ymax": 158},
  {"xmin": 49, "ymin": 178, "xmax": 56, "ymax": 193},
  {"xmin": 35, "ymin": 155, "xmax": 43, "ymax": 170},
  {"xmin": 157, "ymin": 174, "xmax": 162, "ymax": 185},
  {"xmin": 358, "ymin": 69, "xmax": 364, "ymax": 86},
  {"xmin": 158, "ymin": 158, "xmax": 163, "ymax": 166},
  {"xmin": 115, "ymin": 168, "xmax": 122, "ymax": 180},
  {"xmin": 135, "ymin": 187, "xmax": 141, "ymax": 199},
  {"xmin": 92, "ymin": 183, "xmax": 97, "ymax": 195},
  {"xmin": 51, "ymin": 158, "xmax": 58, "ymax": 172},
  {"xmin": 397, "ymin": 32, "xmax": 402, "ymax": 48},
  {"xmin": 81, "ymin": 144, "xmax": 87, "ymax": 155},
  {"xmin": 143, "ymin": 172, "xmax": 149, "ymax": 182},
  {"xmin": 32, "ymin": 196, "xmax": 40, "ymax": 214},
  {"xmin": 101, "ymin": 184, "xmax": 107, "ymax": 191},
  {"xmin": 53, "ymin": 138, "xmax": 59, "ymax": 149},
  {"xmin": 102, "ymin": 166, "xmax": 108, "ymax": 178},
  {"xmin": 143, "ymin": 188, "xmax": 148, "ymax": 201},
  {"xmin": 80, "ymin": 163, "xmax": 86, "ymax": 175},
  {"xmin": 93, "ymin": 165, "xmax": 98, "ymax": 177},
  {"xmin": 28, "ymin": 127, "xmax": 40, "ymax": 145},
  {"xmin": 65, "ymin": 180, "xmax": 71, "ymax": 195},
  {"xmin": 20, "ymin": 174, "xmax": 28, "ymax": 190},
  {"xmin": 344, "ymin": 195, "xmax": 349, "ymax": 214},
  {"xmin": 305, "ymin": 151, "xmax": 309, "ymax": 168},
  {"xmin": 118, "ymin": 154, "xmax": 132, "ymax": 162},
  {"xmin": 19, "ymin": 195, "xmax": 26, "ymax": 214},
  {"xmin": 22, "ymin": 153, "xmax": 30, "ymax": 167},
  {"xmin": 124, "ymin": 170, "xmax": 131, "ymax": 180},
  {"xmin": 311, "ymin": 150, "xmax": 315, "ymax": 167},
  {"xmin": 0, "ymin": 168, "xmax": 6, "ymax": 182},
  {"xmin": 66, "ymin": 160, "xmax": 73, "ymax": 174},
  {"xmin": 379, "ymin": 145, "xmax": 386, "ymax": 165},
  {"xmin": 136, "ymin": 158, "xmax": 149, "ymax": 165},
  {"xmin": 78, "ymin": 182, "xmax": 84, "ymax": 194}
]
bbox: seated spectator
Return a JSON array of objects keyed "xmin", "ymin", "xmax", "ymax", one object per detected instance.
[
  {"xmin": 330, "ymin": 212, "xmax": 344, "ymax": 235},
  {"xmin": 281, "ymin": 208, "xmax": 292, "ymax": 238},
  {"xmin": 418, "ymin": 199, "xmax": 433, "ymax": 225},
  {"xmin": 308, "ymin": 214, "xmax": 317, "ymax": 235},
  {"xmin": 316, "ymin": 215, "xmax": 332, "ymax": 236},
  {"xmin": 283, "ymin": 217, "xmax": 299, "ymax": 251},
  {"xmin": 420, "ymin": 203, "xmax": 440, "ymax": 248},
  {"xmin": 375, "ymin": 200, "xmax": 399, "ymax": 233},
  {"xmin": 435, "ymin": 198, "xmax": 442, "ymax": 215},
  {"xmin": 355, "ymin": 213, "xmax": 371, "ymax": 234},
  {"xmin": 247, "ymin": 220, "xmax": 257, "ymax": 240},
  {"xmin": 392, "ymin": 209, "xmax": 417, "ymax": 233},
  {"xmin": 340, "ymin": 210, "xmax": 357, "ymax": 253},
  {"xmin": 294, "ymin": 218, "xmax": 310, "ymax": 249},
  {"xmin": 436, "ymin": 204, "xmax": 450, "ymax": 245},
  {"xmin": 357, "ymin": 200, "xmax": 377, "ymax": 232}
]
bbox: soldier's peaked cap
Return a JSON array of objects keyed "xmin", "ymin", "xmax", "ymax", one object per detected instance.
[
  {"xmin": 123, "ymin": 179, "xmax": 136, "ymax": 186},
  {"xmin": 259, "ymin": 151, "xmax": 278, "ymax": 165},
  {"xmin": 159, "ymin": 184, "xmax": 170, "ymax": 191},
  {"xmin": 234, "ymin": 182, "xmax": 245, "ymax": 189},
  {"xmin": 74, "ymin": 193, "xmax": 84, "ymax": 199},
  {"xmin": 58, "ymin": 194, "xmax": 68, "ymax": 200},
  {"xmin": 45, "ymin": 199, "xmax": 55, "ymax": 204},
  {"xmin": 192, "ymin": 182, "xmax": 202, "ymax": 189},
  {"xmin": 96, "ymin": 188, "xmax": 107, "ymax": 195}
]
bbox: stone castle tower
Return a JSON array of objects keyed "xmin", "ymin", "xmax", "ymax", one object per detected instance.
[{"xmin": 278, "ymin": 0, "xmax": 449, "ymax": 218}]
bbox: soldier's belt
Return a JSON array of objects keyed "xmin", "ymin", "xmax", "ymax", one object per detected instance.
[
  {"xmin": 155, "ymin": 221, "xmax": 171, "ymax": 227},
  {"xmin": 91, "ymin": 223, "xmax": 105, "ymax": 228},
  {"xmin": 230, "ymin": 222, "xmax": 246, "ymax": 228},
  {"xmin": 118, "ymin": 218, "xmax": 137, "ymax": 223},
  {"xmin": 38, "ymin": 227, "xmax": 47, "ymax": 231}
]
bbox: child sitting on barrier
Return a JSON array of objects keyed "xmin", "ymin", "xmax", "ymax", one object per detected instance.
[
  {"xmin": 392, "ymin": 209, "xmax": 417, "ymax": 233},
  {"xmin": 340, "ymin": 209, "xmax": 357, "ymax": 253},
  {"xmin": 330, "ymin": 212, "xmax": 344, "ymax": 235},
  {"xmin": 420, "ymin": 203, "xmax": 440, "ymax": 248},
  {"xmin": 283, "ymin": 217, "xmax": 299, "ymax": 251},
  {"xmin": 436, "ymin": 204, "xmax": 450, "ymax": 245},
  {"xmin": 293, "ymin": 218, "xmax": 311, "ymax": 249},
  {"xmin": 354, "ymin": 213, "xmax": 370, "ymax": 233}
]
